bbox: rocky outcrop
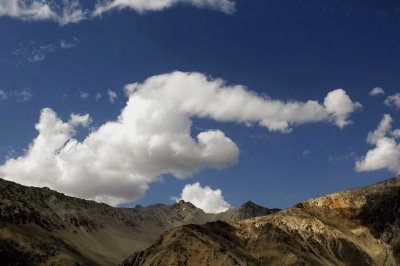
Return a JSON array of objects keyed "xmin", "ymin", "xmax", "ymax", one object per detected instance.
[
  {"xmin": 122, "ymin": 177, "xmax": 400, "ymax": 266},
  {"xmin": 214, "ymin": 200, "xmax": 280, "ymax": 223}
]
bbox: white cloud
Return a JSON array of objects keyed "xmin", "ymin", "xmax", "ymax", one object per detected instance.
[
  {"xmin": 13, "ymin": 88, "xmax": 32, "ymax": 102},
  {"xmin": 0, "ymin": 89, "xmax": 7, "ymax": 100},
  {"xmin": 69, "ymin": 113, "xmax": 92, "ymax": 127},
  {"xmin": 124, "ymin": 83, "xmax": 137, "ymax": 96},
  {"xmin": 60, "ymin": 39, "xmax": 77, "ymax": 49},
  {"xmin": 79, "ymin": 91, "xmax": 89, "ymax": 99},
  {"xmin": 384, "ymin": 93, "xmax": 400, "ymax": 109},
  {"xmin": 107, "ymin": 89, "xmax": 117, "ymax": 103},
  {"xmin": 173, "ymin": 182, "xmax": 231, "ymax": 213},
  {"xmin": 0, "ymin": 0, "xmax": 87, "ymax": 25},
  {"xmin": 93, "ymin": 0, "xmax": 235, "ymax": 16},
  {"xmin": 0, "ymin": 0, "xmax": 234, "ymax": 25},
  {"xmin": 0, "ymin": 146, "xmax": 17, "ymax": 160},
  {"xmin": 0, "ymin": 71, "xmax": 360, "ymax": 206},
  {"xmin": 0, "ymin": 88, "xmax": 32, "ymax": 102},
  {"xmin": 95, "ymin": 92, "xmax": 102, "ymax": 101},
  {"xmin": 302, "ymin": 150, "xmax": 310, "ymax": 157},
  {"xmin": 366, "ymin": 114, "xmax": 392, "ymax": 145},
  {"xmin": 356, "ymin": 114, "xmax": 400, "ymax": 174},
  {"xmin": 391, "ymin": 129, "xmax": 400, "ymax": 139},
  {"xmin": 28, "ymin": 44, "xmax": 55, "ymax": 62},
  {"xmin": 11, "ymin": 39, "xmax": 78, "ymax": 64},
  {"xmin": 369, "ymin": 87, "xmax": 385, "ymax": 96},
  {"xmin": 323, "ymin": 89, "xmax": 362, "ymax": 128},
  {"xmin": 125, "ymin": 73, "xmax": 360, "ymax": 132}
]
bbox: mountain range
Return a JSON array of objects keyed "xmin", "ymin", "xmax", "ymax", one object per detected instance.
[
  {"xmin": 0, "ymin": 178, "xmax": 278, "ymax": 265},
  {"xmin": 1, "ymin": 176, "xmax": 400, "ymax": 265}
]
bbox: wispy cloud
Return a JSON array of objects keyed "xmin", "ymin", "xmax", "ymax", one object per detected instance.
[
  {"xmin": 107, "ymin": 89, "xmax": 117, "ymax": 103},
  {"xmin": 0, "ymin": 89, "xmax": 7, "ymax": 100},
  {"xmin": 384, "ymin": 93, "xmax": 400, "ymax": 109},
  {"xmin": 13, "ymin": 88, "xmax": 32, "ymax": 102},
  {"xmin": 79, "ymin": 91, "xmax": 90, "ymax": 99},
  {"xmin": 329, "ymin": 151, "xmax": 358, "ymax": 162},
  {"xmin": 10, "ymin": 38, "xmax": 79, "ymax": 65},
  {"xmin": 93, "ymin": 0, "xmax": 235, "ymax": 16},
  {"xmin": 0, "ymin": 0, "xmax": 235, "ymax": 26},
  {"xmin": 0, "ymin": 88, "xmax": 32, "ymax": 102},
  {"xmin": 95, "ymin": 92, "xmax": 102, "ymax": 101},
  {"xmin": 60, "ymin": 37, "xmax": 79, "ymax": 49},
  {"xmin": 0, "ymin": 0, "xmax": 87, "ymax": 25},
  {"xmin": 369, "ymin": 87, "xmax": 385, "ymax": 96}
]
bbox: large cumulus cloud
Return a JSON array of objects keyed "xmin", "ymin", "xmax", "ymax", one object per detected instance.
[{"xmin": 0, "ymin": 71, "xmax": 360, "ymax": 205}]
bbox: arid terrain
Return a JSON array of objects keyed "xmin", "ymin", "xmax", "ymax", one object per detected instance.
[
  {"xmin": 1, "ymin": 177, "xmax": 400, "ymax": 265},
  {"xmin": 123, "ymin": 177, "xmax": 400, "ymax": 266},
  {"xmin": 0, "ymin": 178, "xmax": 277, "ymax": 265}
]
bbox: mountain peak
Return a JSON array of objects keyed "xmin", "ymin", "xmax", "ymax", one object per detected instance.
[
  {"xmin": 239, "ymin": 200, "xmax": 259, "ymax": 208},
  {"xmin": 173, "ymin": 200, "xmax": 197, "ymax": 209}
]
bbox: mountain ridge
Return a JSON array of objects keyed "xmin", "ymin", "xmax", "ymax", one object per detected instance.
[
  {"xmin": 0, "ymin": 177, "xmax": 278, "ymax": 265},
  {"xmin": 122, "ymin": 176, "xmax": 400, "ymax": 266}
]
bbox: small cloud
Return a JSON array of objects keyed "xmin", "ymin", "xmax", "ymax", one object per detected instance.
[
  {"xmin": 0, "ymin": 90, "xmax": 7, "ymax": 100},
  {"xmin": 59, "ymin": 39, "xmax": 77, "ymax": 49},
  {"xmin": 356, "ymin": 114, "xmax": 400, "ymax": 174},
  {"xmin": 323, "ymin": 89, "xmax": 362, "ymax": 128},
  {"xmin": 28, "ymin": 43, "xmax": 56, "ymax": 62},
  {"xmin": 342, "ymin": 152, "xmax": 358, "ymax": 161},
  {"xmin": 107, "ymin": 89, "xmax": 117, "ymax": 103},
  {"xmin": 302, "ymin": 150, "xmax": 310, "ymax": 157},
  {"xmin": 95, "ymin": 93, "xmax": 102, "ymax": 101},
  {"xmin": 391, "ymin": 129, "xmax": 400, "ymax": 139},
  {"xmin": 28, "ymin": 52, "xmax": 46, "ymax": 62},
  {"xmin": 384, "ymin": 93, "xmax": 400, "ymax": 109},
  {"xmin": 123, "ymin": 83, "xmax": 137, "ymax": 96},
  {"xmin": 173, "ymin": 182, "xmax": 231, "ymax": 213},
  {"xmin": 329, "ymin": 151, "xmax": 358, "ymax": 162},
  {"xmin": 0, "ymin": 146, "xmax": 17, "ymax": 161},
  {"xmin": 10, "ymin": 39, "xmax": 78, "ymax": 64},
  {"xmin": 69, "ymin": 113, "xmax": 92, "ymax": 128},
  {"xmin": 13, "ymin": 89, "xmax": 32, "ymax": 102},
  {"xmin": 369, "ymin": 87, "xmax": 385, "ymax": 96},
  {"xmin": 79, "ymin": 91, "xmax": 90, "ymax": 99}
]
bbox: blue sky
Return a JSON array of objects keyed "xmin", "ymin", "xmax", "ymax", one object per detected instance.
[{"xmin": 1, "ymin": 0, "xmax": 400, "ymax": 211}]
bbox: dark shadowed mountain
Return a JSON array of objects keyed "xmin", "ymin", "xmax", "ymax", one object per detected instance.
[
  {"xmin": 0, "ymin": 178, "xmax": 277, "ymax": 265},
  {"xmin": 122, "ymin": 177, "xmax": 400, "ymax": 266}
]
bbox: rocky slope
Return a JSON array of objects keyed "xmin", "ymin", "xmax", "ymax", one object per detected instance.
[
  {"xmin": 214, "ymin": 200, "xmax": 280, "ymax": 223},
  {"xmin": 0, "ymin": 178, "xmax": 276, "ymax": 265},
  {"xmin": 122, "ymin": 177, "xmax": 400, "ymax": 266}
]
